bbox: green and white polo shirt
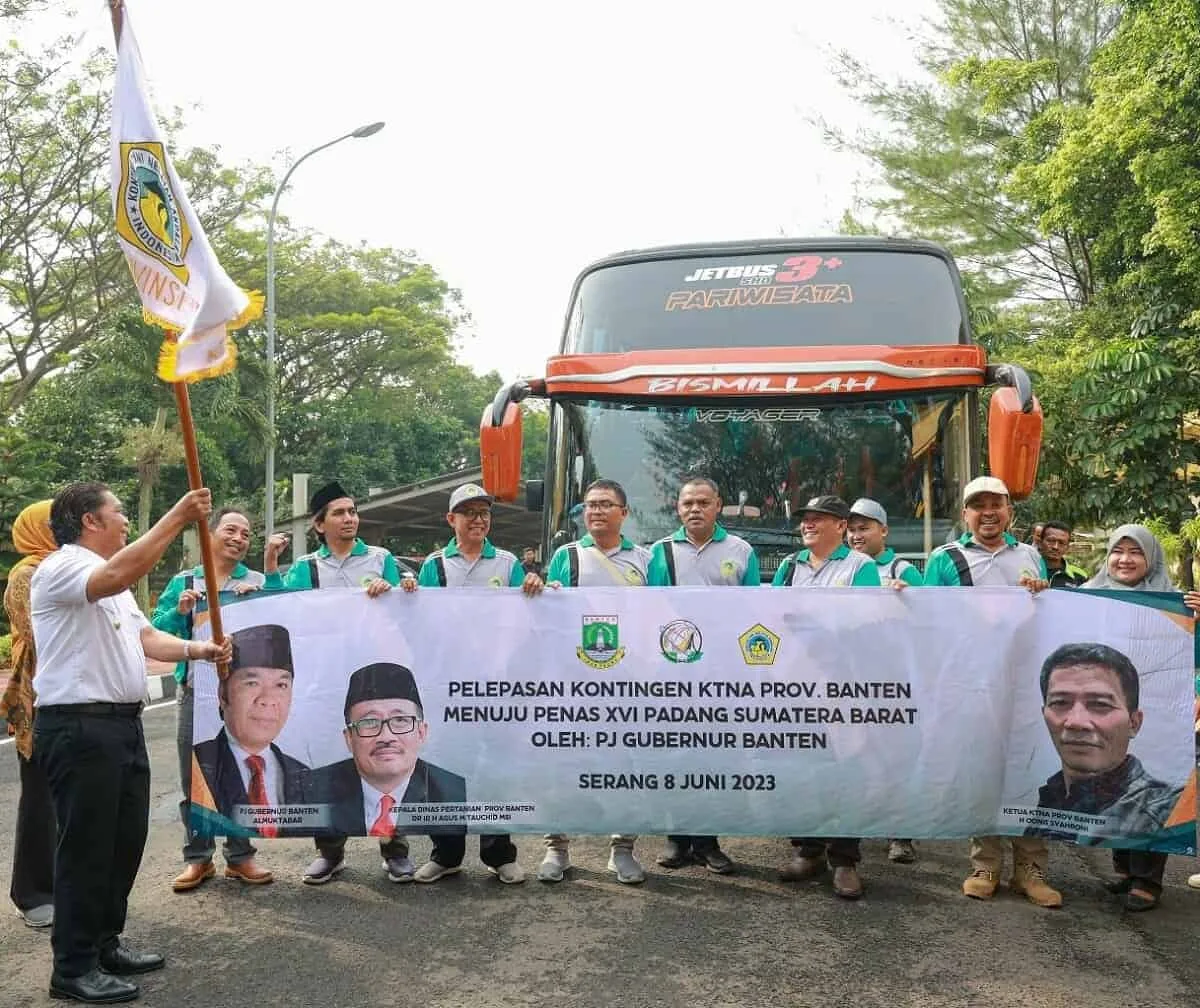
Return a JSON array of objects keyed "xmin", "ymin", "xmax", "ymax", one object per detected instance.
[
  {"xmin": 284, "ymin": 539, "xmax": 401, "ymax": 590},
  {"xmin": 870, "ymin": 547, "xmax": 924, "ymax": 588},
  {"xmin": 417, "ymin": 538, "xmax": 525, "ymax": 588},
  {"xmin": 772, "ymin": 543, "xmax": 881, "ymax": 588},
  {"xmin": 923, "ymin": 532, "xmax": 1047, "ymax": 587},
  {"xmin": 546, "ymin": 534, "xmax": 651, "ymax": 588},
  {"xmin": 647, "ymin": 525, "xmax": 760, "ymax": 586}
]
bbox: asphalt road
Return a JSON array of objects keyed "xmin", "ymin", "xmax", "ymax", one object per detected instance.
[{"xmin": 1, "ymin": 704, "xmax": 1199, "ymax": 1008}]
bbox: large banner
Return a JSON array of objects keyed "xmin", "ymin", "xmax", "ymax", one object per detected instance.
[{"xmin": 188, "ymin": 587, "xmax": 1197, "ymax": 853}]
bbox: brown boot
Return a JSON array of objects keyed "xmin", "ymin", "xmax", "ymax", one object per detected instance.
[
  {"xmin": 224, "ymin": 859, "xmax": 274, "ymax": 885},
  {"xmin": 832, "ymin": 866, "xmax": 863, "ymax": 900},
  {"xmin": 962, "ymin": 869, "xmax": 998, "ymax": 900},
  {"xmin": 780, "ymin": 854, "xmax": 826, "ymax": 882},
  {"xmin": 1011, "ymin": 863, "xmax": 1062, "ymax": 908},
  {"xmin": 173, "ymin": 861, "xmax": 215, "ymax": 892}
]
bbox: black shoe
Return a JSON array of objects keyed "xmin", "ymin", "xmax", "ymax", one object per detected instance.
[
  {"xmin": 694, "ymin": 844, "xmax": 735, "ymax": 875},
  {"xmin": 1104, "ymin": 874, "xmax": 1134, "ymax": 894},
  {"xmin": 655, "ymin": 840, "xmax": 692, "ymax": 868},
  {"xmin": 98, "ymin": 944, "xmax": 165, "ymax": 976},
  {"xmin": 49, "ymin": 968, "xmax": 139, "ymax": 1003}
]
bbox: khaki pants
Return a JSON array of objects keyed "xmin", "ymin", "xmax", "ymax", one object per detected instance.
[
  {"xmin": 545, "ymin": 834, "xmax": 637, "ymax": 851},
  {"xmin": 969, "ymin": 834, "xmax": 1048, "ymax": 873}
]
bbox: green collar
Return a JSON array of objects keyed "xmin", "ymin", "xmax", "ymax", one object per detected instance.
[
  {"xmin": 671, "ymin": 524, "xmax": 728, "ymax": 544},
  {"xmin": 192, "ymin": 562, "xmax": 250, "ymax": 579},
  {"xmin": 579, "ymin": 533, "xmax": 636, "ymax": 551},
  {"xmin": 443, "ymin": 537, "xmax": 496, "ymax": 559},
  {"xmin": 874, "ymin": 547, "xmax": 896, "ymax": 565},
  {"xmin": 957, "ymin": 531, "xmax": 1019, "ymax": 549},
  {"xmin": 797, "ymin": 543, "xmax": 852, "ymax": 563},
  {"xmin": 317, "ymin": 539, "xmax": 369, "ymax": 559}
]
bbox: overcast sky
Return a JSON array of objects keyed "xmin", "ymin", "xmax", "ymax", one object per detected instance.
[{"xmin": 36, "ymin": 0, "xmax": 939, "ymax": 380}]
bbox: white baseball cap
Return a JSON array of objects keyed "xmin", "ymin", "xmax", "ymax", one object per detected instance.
[
  {"xmin": 449, "ymin": 484, "xmax": 494, "ymax": 512},
  {"xmin": 849, "ymin": 498, "xmax": 888, "ymax": 526},
  {"xmin": 962, "ymin": 476, "xmax": 1010, "ymax": 505}
]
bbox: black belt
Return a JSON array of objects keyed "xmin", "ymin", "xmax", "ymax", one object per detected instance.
[{"xmin": 39, "ymin": 702, "xmax": 144, "ymax": 717}]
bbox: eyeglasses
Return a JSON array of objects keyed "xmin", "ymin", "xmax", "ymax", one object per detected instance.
[
  {"xmin": 346, "ymin": 715, "xmax": 420, "ymax": 737},
  {"xmin": 458, "ymin": 509, "xmax": 492, "ymax": 521},
  {"xmin": 583, "ymin": 500, "xmax": 623, "ymax": 512}
]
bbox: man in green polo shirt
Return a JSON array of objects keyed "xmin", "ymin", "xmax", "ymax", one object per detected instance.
[
  {"xmin": 847, "ymin": 498, "xmax": 923, "ymax": 589},
  {"xmin": 541, "ymin": 478, "xmax": 651, "ymax": 885},
  {"xmin": 280, "ymin": 481, "xmax": 417, "ymax": 886},
  {"xmin": 153, "ymin": 507, "xmax": 287, "ymax": 893},
  {"xmin": 1037, "ymin": 521, "xmax": 1089, "ymax": 588},
  {"xmin": 648, "ymin": 476, "xmax": 758, "ymax": 875},
  {"xmin": 924, "ymin": 475, "xmax": 1061, "ymax": 910},
  {"xmin": 774, "ymin": 495, "xmax": 880, "ymax": 899},
  {"xmin": 412, "ymin": 483, "xmax": 542, "ymax": 885},
  {"xmin": 279, "ymin": 481, "xmax": 406, "ymax": 595}
]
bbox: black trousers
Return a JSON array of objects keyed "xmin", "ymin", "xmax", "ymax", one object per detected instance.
[
  {"xmin": 667, "ymin": 834, "xmax": 719, "ymax": 850},
  {"xmin": 791, "ymin": 837, "xmax": 861, "ymax": 867},
  {"xmin": 35, "ymin": 705, "xmax": 150, "ymax": 978},
  {"xmin": 432, "ymin": 833, "xmax": 517, "ymax": 869},
  {"xmin": 1112, "ymin": 848, "xmax": 1168, "ymax": 895},
  {"xmin": 10, "ymin": 750, "xmax": 56, "ymax": 912}
]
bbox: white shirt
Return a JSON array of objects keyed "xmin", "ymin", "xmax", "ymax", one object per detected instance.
[
  {"xmin": 31, "ymin": 544, "xmax": 150, "ymax": 706},
  {"xmin": 227, "ymin": 734, "xmax": 283, "ymax": 805},
  {"xmin": 361, "ymin": 773, "xmax": 413, "ymax": 832}
]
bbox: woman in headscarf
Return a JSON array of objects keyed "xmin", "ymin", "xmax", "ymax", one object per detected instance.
[
  {"xmin": 1082, "ymin": 524, "xmax": 1200, "ymax": 911},
  {"xmin": 1, "ymin": 500, "xmax": 57, "ymax": 928}
]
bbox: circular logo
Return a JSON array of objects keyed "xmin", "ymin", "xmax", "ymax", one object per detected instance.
[
  {"xmin": 488, "ymin": 576, "xmax": 503, "ymax": 587},
  {"xmin": 659, "ymin": 619, "xmax": 703, "ymax": 664},
  {"xmin": 720, "ymin": 559, "xmax": 736, "ymax": 580}
]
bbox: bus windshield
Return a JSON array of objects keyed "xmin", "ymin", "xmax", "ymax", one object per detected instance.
[
  {"xmin": 545, "ymin": 393, "xmax": 975, "ymax": 575},
  {"xmin": 564, "ymin": 250, "xmax": 965, "ymax": 354}
]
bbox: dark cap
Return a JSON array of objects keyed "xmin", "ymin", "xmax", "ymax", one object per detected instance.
[
  {"xmin": 310, "ymin": 480, "xmax": 351, "ymax": 516},
  {"xmin": 229, "ymin": 624, "xmax": 293, "ymax": 677},
  {"xmin": 802, "ymin": 495, "xmax": 851, "ymax": 520},
  {"xmin": 343, "ymin": 662, "xmax": 422, "ymax": 721}
]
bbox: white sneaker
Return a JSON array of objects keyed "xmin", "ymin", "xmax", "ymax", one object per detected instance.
[
  {"xmin": 538, "ymin": 849, "xmax": 571, "ymax": 882},
  {"xmin": 607, "ymin": 847, "xmax": 646, "ymax": 885},
  {"xmin": 488, "ymin": 861, "xmax": 526, "ymax": 884},
  {"xmin": 414, "ymin": 860, "xmax": 462, "ymax": 883},
  {"xmin": 1188, "ymin": 873, "xmax": 1200, "ymax": 890}
]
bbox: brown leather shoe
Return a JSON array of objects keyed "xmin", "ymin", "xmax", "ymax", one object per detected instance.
[
  {"xmin": 224, "ymin": 859, "xmax": 274, "ymax": 885},
  {"xmin": 832, "ymin": 866, "xmax": 863, "ymax": 900},
  {"xmin": 173, "ymin": 861, "xmax": 215, "ymax": 892}
]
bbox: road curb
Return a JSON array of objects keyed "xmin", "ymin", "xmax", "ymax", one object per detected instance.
[{"xmin": 146, "ymin": 672, "xmax": 177, "ymax": 703}]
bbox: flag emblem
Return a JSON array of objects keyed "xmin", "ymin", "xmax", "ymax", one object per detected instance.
[{"xmin": 116, "ymin": 143, "xmax": 191, "ymax": 282}]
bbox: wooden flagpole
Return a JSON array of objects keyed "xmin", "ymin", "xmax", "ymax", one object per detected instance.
[{"xmin": 109, "ymin": 0, "xmax": 228, "ymax": 667}]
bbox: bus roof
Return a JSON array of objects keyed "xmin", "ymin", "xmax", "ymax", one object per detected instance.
[{"xmin": 576, "ymin": 236, "xmax": 959, "ymax": 276}]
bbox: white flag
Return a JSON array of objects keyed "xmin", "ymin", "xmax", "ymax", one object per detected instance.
[{"xmin": 110, "ymin": 7, "xmax": 260, "ymax": 382}]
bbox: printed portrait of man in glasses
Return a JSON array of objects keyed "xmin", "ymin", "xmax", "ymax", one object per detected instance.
[{"xmin": 311, "ymin": 662, "xmax": 466, "ymax": 837}]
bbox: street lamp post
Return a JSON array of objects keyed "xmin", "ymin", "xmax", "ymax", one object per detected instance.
[{"xmin": 264, "ymin": 120, "xmax": 385, "ymax": 538}]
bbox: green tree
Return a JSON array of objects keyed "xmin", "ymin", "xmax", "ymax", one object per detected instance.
[{"xmin": 828, "ymin": 0, "xmax": 1121, "ymax": 313}]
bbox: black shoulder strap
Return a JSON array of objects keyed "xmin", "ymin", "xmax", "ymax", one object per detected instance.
[
  {"xmin": 889, "ymin": 558, "xmax": 901, "ymax": 581},
  {"xmin": 778, "ymin": 553, "xmax": 797, "ymax": 585},
  {"xmin": 433, "ymin": 554, "xmax": 448, "ymax": 588},
  {"xmin": 946, "ymin": 545, "xmax": 974, "ymax": 587},
  {"xmin": 183, "ymin": 573, "xmax": 195, "ymax": 638},
  {"xmin": 307, "ymin": 556, "xmax": 320, "ymax": 589},
  {"xmin": 662, "ymin": 540, "xmax": 677, "ymax": 586},
  {"xmin": 567, "ymin": 543, "xmax": 580, "ymax": 588}
]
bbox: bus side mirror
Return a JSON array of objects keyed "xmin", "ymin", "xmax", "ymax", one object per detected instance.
[
  {"xmin": 480, "ymin": 402, "xmax": 523, "ymax": 502},
  {"xmin": 988, "ymin": 386, "xmax": 1042, "ymax": 500}
]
